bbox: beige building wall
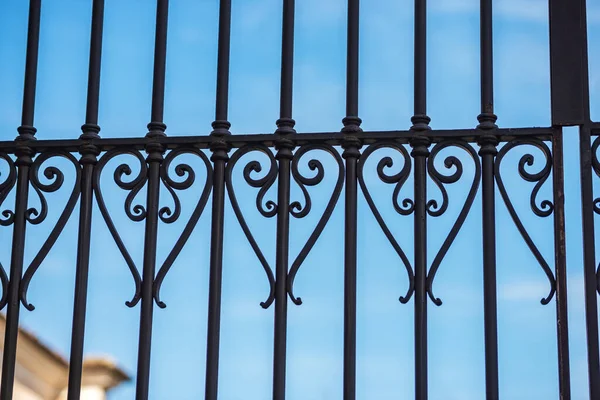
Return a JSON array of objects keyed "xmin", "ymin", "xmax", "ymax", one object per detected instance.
[{"xmin": 0, "ymin": 315, "xmax": 129, "ymax": 400}]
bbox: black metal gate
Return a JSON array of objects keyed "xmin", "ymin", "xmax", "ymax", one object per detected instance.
[{"xmin": 0, "ymin": 0, "xmax": 598, "ymax": 399}]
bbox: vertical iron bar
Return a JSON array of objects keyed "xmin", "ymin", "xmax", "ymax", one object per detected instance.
[
  {"xmin": 205, "ymin": 0, "xmax": 232, "ymax": 398},
  {"xmin": 273, "ymin": 150, "xmax": 291, "ymax": 400},
  {"xmin": 0, "ymin": 161, "xmax": 31, "ymax": 400},
  {"xmin": 411, "ymin": 148, "xmax": 428, "ymax": 400},
  {"xmin": 342, "ymin": 0, "xmax": 362, "ymax": 399},
  {"xmin": 548, "ymin": 0, "xmax": 588, "ymax": 126},
  {"xmin": 479, "ymin": 147, "xmax": 498, "ymax": 400},
  {"xmin": 19, "ymin": 0, "xmax": 42, "ymax": 138},
  {"xmin": 149, "ymin": 0, "xmax": 169, "ymax": 128},
  {"xmin": 580, "ymin": 125, "xmax": 600, "ymax": 399},
  {"xmin": 479, "ymin": 138, "xmax": 499, "ymax": 400},
  {"xmin": 135, "ymin": 159, "xmax": 161, "ymax": 400},
  {"xmin": 273, "ymin": 1, "xmax": 296, "ymax": 398},
  {"xmin": 552, "ymin": 0, "xmax": 600, "ymax": 396},
  {"xmin": 552, "ymin": 128, "xmax": 571, "ymax": 399},
  {"xmin": 477, "ymin": 0, "xmax": 499, "ymax": 399},
  {"xmin": 413, "ymin": 0, "xmax": 427, "ymax": 123},
  {"xmin": 67, "ymin": 1, "xmax": 104, "ymax": 398},
  {"xmin": 213, "ymin": 0, "xmax": 232, "ymax": 128},
  {"xmin": 342, "ymin": 156, "xmax": 358, "ymax": 400},
  {"xmin": 1, "ymin": 1, "xmax": 41, "ymax": 398},
  {"xmin": 479, "ymin": 0, "xmax": 494, "ymax": 120},
  {"xmin": 575, "ymin": 0, "xmax": 599, "ymax": 397},
  {"xmin": 278, "ymin": 0, "xmax": 295, "ymax": 124},
  {"xmin": 67, "ymin": 161, "xmax": 95, "ymax": 400},
  {"xmin": 136, "ymin": 1, "xmax": 169, "ymax": 399},
  {"xmin": 345, "ymin": 0, "xmax": 359, "ymax": 120},
  {"xmin": 410, "ymin": 1, "xmax": 430, "ymax": 399},
  {"xmin": 205, "ymin": 153, "xmax": 226, "ymax": 399},
  {"xmin": 548, "ymin": 0, "xmax": 587, "ymax": 395},
  {"xmin": 80, "ymin": 0, "xmax": 105, "ymax": 141}
]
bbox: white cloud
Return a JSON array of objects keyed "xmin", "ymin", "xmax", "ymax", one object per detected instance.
[
  {"xmin": 500, "ymin": 276, "xmax": 585, "ymax": 302},
  {"xmin": 500, "ymin": 280, "xmax": 552, "ymax": 301}
]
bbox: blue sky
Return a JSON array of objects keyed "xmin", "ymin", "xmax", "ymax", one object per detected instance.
[{"xmin": 1, "ymin": 0, "xmax": 600, "ymax": 399}]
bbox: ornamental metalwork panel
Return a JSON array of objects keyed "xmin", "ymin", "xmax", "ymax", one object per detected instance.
[{"xmin": 0, "ymin": 0, "xmax": 598, "ymax": 400}]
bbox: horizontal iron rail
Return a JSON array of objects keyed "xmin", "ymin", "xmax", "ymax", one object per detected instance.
[{"xmin": 0, "ymin": 127, "xmax": 556, "ymax": 153}]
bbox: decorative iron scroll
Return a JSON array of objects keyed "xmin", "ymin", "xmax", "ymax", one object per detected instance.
[
  {"xmin": 357, "ymin": 142, "xmax": 415, "ymax": 303},
  {"xmin": 287, "ymin": 144, "xmax": 344, "ymax": 305},
  {"xmin": 18, "ymin": 151, "xmax": 82, "ymax": 310},
  {"xmin": 94, "ymin": 148, "xmax": 147, "ymax": 307},
  {"xmin": 426, "ymin": 140, "xmax": 481, "ymax": 306},
  {"xmin": 94, "ymin": 147, "xmax": 213, "ymax": 308},
  {"xmin": 0, "ymin": 152, "xmax": 16, "ymax": 309},
  {"xmin": 357, "ymin": 141, "xmax": 480, "ymax": 305},
  {"xmin": 226, "ymin": 145, "xmax": 278, "ymax": 309},
  {"xmin": 591, "ymin": 136, "xmax": 600, "ymax": 294},
  {"xmin": 226, "ymin": 144, "xmax": 344, "ymax": 308},
  {"xmin": 153, "ymin": 148, "xmax": 213, "ymax": 308},
  {"xmin": 0, "ymin": 153, "xmax": 16, "ymax": 227},
  {"xmin": 495, "ymin": 138, "xmax": 556, "ymax": 305}
]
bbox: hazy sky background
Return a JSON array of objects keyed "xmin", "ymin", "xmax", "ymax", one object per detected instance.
[{"xmin": 1, "ymin": 0, "xmax": 600, "ymax": 399}]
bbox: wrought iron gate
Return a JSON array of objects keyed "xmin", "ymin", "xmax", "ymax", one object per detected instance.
[{"xmin": 0, "ymin": 0, "xmax": 598, "ymax": 399}]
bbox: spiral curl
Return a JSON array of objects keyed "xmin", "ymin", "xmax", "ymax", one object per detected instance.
[
  {"xmin": 495, "ymin": 138, "xmax": 556, "ymax": 305},
  {"xmin": 153, "ymin": 148, "xmax": 213, "ymax": 308},
  {"xmin": 94, "ymin": 149, "xmax": 148, "ymax": 307},
  {"xmin": 425, "ymin": 141, "xmax": 480, "ymax": 306},
  {"xmin": 358, "ymin": 142, "xmax": 415, "ymax": 303},
  {"xmin": 286, "ymin": 144, "xmax": 344, "ymax": 305},
  {"xmin": 114, "ymin": 161, "xmax": 148, "ymax": 222},
  {"xmin": 226, "ymin": 145, "xmax": 278, "ymax": 308},
  {"xmin": 426, "ymin": 152, "xmax": 463, "ymax": 217},
  {"xmin": 0, "ymin": 153, "xmax": 16, "ymax": 226},
  {"xmin": 25, "ymin": 152, "xmax": 68, "ymax": 225},
  {"xmin": 157, "ymin": 152, "xmax": 196, "ymax": 224},
  {"xmin": 0, "ymin": 154, "xmax": 16, "ymax": 309},
  {"xmin": 20, "ymin": 151, "xmax": 81, "ymax": 311}
]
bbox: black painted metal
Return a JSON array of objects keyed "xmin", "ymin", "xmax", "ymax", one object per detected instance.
[
  {"xmin": 205, "ymin": 0, "xmax": 232, "ymax": 399},
  {"xmin": 136, "ymin": 1, "xmax": 169, "ymax": 399},
  {"xmin": 576, "ymin": 1, "xmax": 600, "ymax": 398},
  {"xmin": 410, "ymin": 0, "xmax": 431, "ymax": 398},
  {"xmin": 549, "ymin": 0, "xmax": 588, "ymax": 126},
  {"xmin": 476, "ymin": 0, "xmax": 499, "ymax": 398},
  {"xmin": 67, "ymin": 1, "xmax": 105, "ymax": 398},
  {"xmin": 0, "ymin": 0, "xmax": 598, "ymax": 399},
  {"xmin": 1, "ymin": 1, "xmax": 41, "ymax": 398},
  {"xmin": 272, "ymin": 1, "xmax": 295, "ymax": 399},
  {"xmin": 552, "ymin": 129, "xmax": 571, "ymax": 399},
  {"xmin": 586, "ymin": 130, "xmax": 600, "ymax": 399},
  {"xmin": 342, "ymin": 1, "xmax": 361, "ymax": 399}
]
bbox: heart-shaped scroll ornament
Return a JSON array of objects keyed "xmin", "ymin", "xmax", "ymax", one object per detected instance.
[
  {"xmin": 286, "ymin": 144, "xmax": 344, "ymax": 306},
  {"xmin": 153, "ymin": 148, "xmax": 213, "ymax": 308},
  {"xmin": 425, "ymin": 140, "xmax": 481, "ymax": 306},
  {"xmin": 19, "ymin": 151, "xmax": 82, "ymax": 311},
  {"xmin": 226, "ymin": 144, "xmax": 344, "ymax": 308},
  {"xmin": 226, "ymin": 145, "xmax": 278, "ymax": 308},
  {"xmin": 591, "ymin": 136, "xmax": 600, "ymax": 294},
  {"xmin": 0, "ymin": 152, "xmax": 17, "ymax": 309},
  {"xmin": 94, "ymin": 148, "xmax": 212, "ymax": 308},
  {"xmin": 357, "ymin": 142, "xmax": 415, "ymax": 304},
  {"xmin": 495, "ymin": 138, "xmax": 556, "ymax": 305}
]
